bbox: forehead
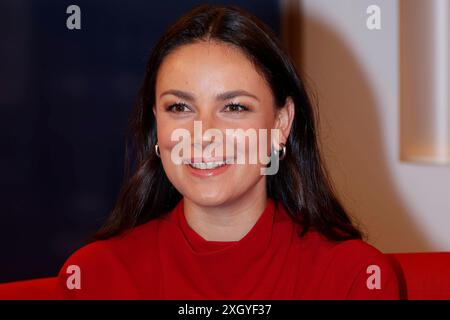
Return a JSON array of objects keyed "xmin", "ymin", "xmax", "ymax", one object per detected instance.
[{"xmin": 155, "ymin": 40, "xmax": 271, "ymax": 96}]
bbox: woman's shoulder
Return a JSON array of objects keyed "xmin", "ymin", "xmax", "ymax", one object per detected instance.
[
  {"xmin": 298, "ymin": 230, "xmax": 393, "ymax": 273},
  {"xmin": 62, "ymin": 217, "xmax": 164, "ymax": 265},
  {"xmin": 298, "ymin": 229, "xmax": 382, "ymax": 255},
  {"xmin": 56, "ymin": 218, "xmax": 163, "ymax": 299},
  {"xmin": 295, "ymin": 230, "xmax": 400, "ymax": 299}
]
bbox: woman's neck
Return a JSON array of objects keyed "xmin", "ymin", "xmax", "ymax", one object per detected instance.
[{"xmin": 182, "ymin": 179, "xmax": 267, "ymax": 242}]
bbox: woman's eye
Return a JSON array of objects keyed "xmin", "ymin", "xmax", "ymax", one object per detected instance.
[
  {"xmin": 166, "ymin": 103, "xmax": 191, "ymax": 113},
  {"xmin": 223, "ymin": 103, "xmax": 249, "ymax": 113}
]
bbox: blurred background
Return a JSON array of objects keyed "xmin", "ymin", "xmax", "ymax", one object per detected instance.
[{"xmin": 1, "ymin": 0, "xmax": 450, "ymax": 283}]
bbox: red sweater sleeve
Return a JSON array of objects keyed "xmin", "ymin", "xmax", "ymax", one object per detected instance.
[
  {"xmin": 326, "ymin": 239, "xmax": 400, "ymax": 300},
  {"xmin": 56, "ymin": 241, "xmax": 141, "ymax": 299}
]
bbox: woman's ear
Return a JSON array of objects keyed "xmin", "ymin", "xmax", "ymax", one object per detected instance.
[{"xmin": 274, "ymin": 96, "xmax": 295, "ymax": 145}]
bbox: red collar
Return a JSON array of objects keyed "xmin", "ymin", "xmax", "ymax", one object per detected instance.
[{"xmin": 171, "ymin": 197, "xmax": 277, "ymax": 256}]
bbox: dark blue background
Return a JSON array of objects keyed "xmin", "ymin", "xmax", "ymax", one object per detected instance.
[{"xmin": 0, "ymin": 0, "xmax": 280, "ymax": 282}]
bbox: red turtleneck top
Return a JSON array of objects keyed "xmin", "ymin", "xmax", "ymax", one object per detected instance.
[{"xmin": 57, "ymin": 197, "xmax": 400, "ymax": 299}]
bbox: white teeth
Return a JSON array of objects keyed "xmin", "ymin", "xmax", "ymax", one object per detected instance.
[{"xmin": 189, "ymin": 161, "xmax": 227, "ymax": 170}]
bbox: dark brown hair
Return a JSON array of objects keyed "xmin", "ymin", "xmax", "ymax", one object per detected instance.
[{"xmin": 92, "ymin": 4, "xmax": 363, "ymax": 242}]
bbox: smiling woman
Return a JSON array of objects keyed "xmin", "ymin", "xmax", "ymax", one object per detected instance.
[{"xmin": 56, "ymin": 4, "xmax": 400, "ymax": 299}]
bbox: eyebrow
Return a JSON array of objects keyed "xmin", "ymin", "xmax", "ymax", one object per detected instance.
[{"xmin": 159, "ymin": 89, "xmax": 260, "ymax": 102}]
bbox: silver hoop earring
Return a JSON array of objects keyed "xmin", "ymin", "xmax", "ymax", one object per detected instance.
[
  {"xmin": 275, "ymin": 143, "xmax": 287, "ymax": 160},
  {"xmin": 155, "ymin": 143, "xmax": 161, "ymax": 157}
]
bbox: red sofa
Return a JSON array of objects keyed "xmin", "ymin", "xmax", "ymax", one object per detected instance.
[
  {"xmin": 0, "ymin": 276, "xmax": 61, "ymax": 300},
  {"xmin": 1, "ymin": 252, "xmax": 450, "ymax": 300},
  {"xmin": 386, "ymin": 252, "xmax": 450, "ymax": 299}
]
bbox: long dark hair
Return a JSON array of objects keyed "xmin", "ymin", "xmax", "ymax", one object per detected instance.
[{"xmin": 92, "ymin": 4, "xmax": 363, "ymax": 242}]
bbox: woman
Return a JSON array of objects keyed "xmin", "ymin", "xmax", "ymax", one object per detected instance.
[{"xmin": 57, "ymin": 4, "xmax": 399, "ymax": 299}]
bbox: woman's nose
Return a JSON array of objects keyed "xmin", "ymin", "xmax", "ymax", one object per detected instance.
[{"xmin": 191, "ymin": 112, "xmax": 224, "ymax": 152}]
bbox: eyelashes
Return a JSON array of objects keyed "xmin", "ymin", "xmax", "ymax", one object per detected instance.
[
  {"xmin": 224, "ymin": 103, "xmax": 250, "ymax": 113},
  {"xmin": 165, "ymin": 102, "xmax": 250, "ymax": 114},
  {"xmin": 165, "ymin": 102, "xmax": 191, "ymax": 113}
]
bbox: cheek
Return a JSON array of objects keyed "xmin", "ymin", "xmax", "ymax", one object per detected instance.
[
  {"xmin": 239, "ymin": 113, "xmax": 276, "ymax": 156},
  {"xmin": 155, "ymin": 116, "xmax": 188, "ymax": 154},
  {"xmin": 230, "ymin": 121, "xmax": 274, "ymax": 160}
]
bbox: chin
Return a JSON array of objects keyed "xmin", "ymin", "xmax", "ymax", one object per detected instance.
[{"xmin": 183, "ymin": 189, "xmax": 234, "ymax": 207}]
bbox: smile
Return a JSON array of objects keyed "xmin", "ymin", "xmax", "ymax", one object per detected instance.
[
  {"xmin": 182, "ymin": 158, "xmax": 234, "ymax": 177},
  {"xmin": 187, "ymin": 159, "xmax": 234, "ymax": 169}
]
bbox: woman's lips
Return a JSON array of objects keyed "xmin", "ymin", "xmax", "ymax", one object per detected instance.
[{"xmin": 184, "ymin": 161, "xmax": 231, "ymax": 178}]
